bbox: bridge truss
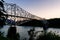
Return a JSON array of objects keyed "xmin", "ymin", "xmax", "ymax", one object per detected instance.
[{"xmin": 4, "ymin": 3, "xmax": 41, "ymax": 20}]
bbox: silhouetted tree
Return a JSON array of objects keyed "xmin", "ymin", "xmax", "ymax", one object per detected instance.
[
  {"xmin": 0, "ymin": 0, "xmax": 5, "ymax": 12},
  {"xmin": 0, "ymin": 0, "xmax": 6, "ymax": 28},
  {"xmin": 7, "ymin": 25, "xmax": 20, "ymax": 40},
  {"xmin": 28, "ymin": 28, "xmax": 35, "ymax": 40},
  {"xmin": 37, "ymin": 32, "xmax": 60, "ymax": 40}
]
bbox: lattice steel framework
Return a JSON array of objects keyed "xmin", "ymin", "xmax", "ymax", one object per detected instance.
[{"xmin": 4, "ymin": 3, "xmax": 41, "ymax": 20}]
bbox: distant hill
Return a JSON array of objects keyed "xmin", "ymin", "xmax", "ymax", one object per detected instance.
[
  {"xmin": 16, "ymin": 18, "xmax": 60, "ymax": 28},
  {"xmin": 47, "ymin": 18, "xmax": 60, "ymax": 28},
  {"xmin": 18, "ymin": 19, "xmax": 43, "ymax": 27}
]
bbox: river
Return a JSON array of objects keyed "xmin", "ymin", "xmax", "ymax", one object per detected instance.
[{"xmin": 0, "ymin": 25, "xmax": 60, "ymax": 40}]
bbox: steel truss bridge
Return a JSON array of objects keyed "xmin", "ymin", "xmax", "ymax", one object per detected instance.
[{"xmin": 1, "ymin": 2, "xmax": 42, "ymax": 25}]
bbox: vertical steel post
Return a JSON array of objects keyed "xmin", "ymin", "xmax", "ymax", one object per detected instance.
[{"xmin": 14, "ymin": 4, "xmax": 16, "ymax": 25}]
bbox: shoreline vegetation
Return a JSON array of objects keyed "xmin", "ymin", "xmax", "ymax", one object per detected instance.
[
  {"xmin": 37, "ymin": 32, "xmax": 60, "ymax": 40},
  {"xmin": 17, "ymin": 18, "xmax": 60, "ymax": 28},
  {"xmin": 0, "ymin": 31, "xmax": 60, "ymax": 40}
]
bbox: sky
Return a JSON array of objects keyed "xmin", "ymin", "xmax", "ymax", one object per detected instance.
[{"xmin": 4, "ymin": 0, "xmax": 60, "ymax": 19}]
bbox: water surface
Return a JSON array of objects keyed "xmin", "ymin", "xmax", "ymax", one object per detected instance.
[{"xmin": 1, "ymin": 25, "xmax": 60, "ymax": 40}]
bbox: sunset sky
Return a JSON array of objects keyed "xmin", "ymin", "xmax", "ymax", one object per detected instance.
[{"xmin": 4, "ymin": 0, "xmax": 60, "ymax": 19}]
